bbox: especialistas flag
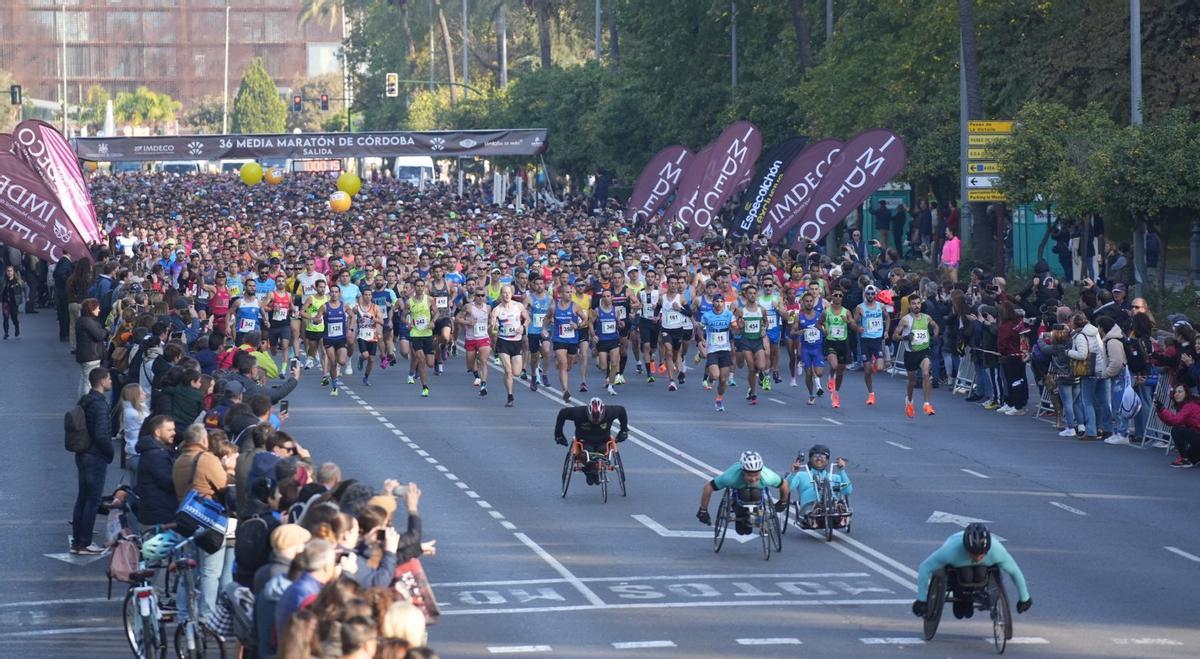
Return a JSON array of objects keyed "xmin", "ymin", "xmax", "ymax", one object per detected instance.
[
  {"xmin": 789, "ymin": 128, "xmax": 906, "ymax": 249},
  {"xmin": 673, "ymin": 121, "xmax": 763, "ymax": 240},
  {"xmin": 11, "ymin": 119, "xmax": 102, "ymax": 245},
  {"xmin": 759, "ymin": 139, "xmax": 843, "ymax": 243},
  {"xmin": 730, "ymin": 136, "xmax": 809, "ymax": 238},
  {"xmin": 0, "ymin": 148, "xmax": 92, "ymax": 263},
  {"xmin": 625, "ymin": 145, "xmax": 692, "ymax": 225}
]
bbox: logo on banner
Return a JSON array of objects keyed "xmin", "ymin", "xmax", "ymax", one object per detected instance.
[
  {"xmin": 430, "ymin": 137, "xmax": 445, "ymax": 151},
  {"xmin": 459, "ymin": 138, "xmax": 478, "ymax": 148},
  {"xmin": 187, "ymin": 141, "xmax": 204, "ymax": 156},
  {"xmin": 53, "ymin": 219, "xmax": 71, "ymax": 244},
  {"xmin": 97, "ymin": 143, "xmax": 109, "ymax": 155}
]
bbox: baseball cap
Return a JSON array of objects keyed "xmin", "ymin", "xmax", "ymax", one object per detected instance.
[{"xmin": 223, "ymin": 380, "xmax": 246, "ymax": 396}]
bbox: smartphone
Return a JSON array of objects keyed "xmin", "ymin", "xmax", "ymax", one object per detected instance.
[
  {"xmin": 289, "ymin": 357, "xmax": 299, "ymax": 370},
  {"xmin": 280, "ymin": 400, "xmax": 289, "ymax": 414},
  {"xmin": 376, "ymin": 529, "xmax": 387, "ymax": 544}
]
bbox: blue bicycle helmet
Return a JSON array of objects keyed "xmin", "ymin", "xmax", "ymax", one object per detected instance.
[
  {"xmin": 141, "ymin": 530, "xmax": 183, "ymax": 564},
  {"xmin": 962, "ymin": 523, "xmax": 991, "ymax": 556}
]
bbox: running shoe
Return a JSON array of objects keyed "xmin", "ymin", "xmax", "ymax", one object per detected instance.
[
  {"xmin": 761, "ymin": 375, "xmax": 772, "ymax": 391},
  {"xmin": 531, "ymin": 377, "xmax": 538, "ymax": 392},
  {"xmin": 493, "ymin": 356, "xmax": 502, "ymax": 366},
  {"xmin": 614, "ymin": 374, "xmax": 626, "ymax": 385},
  {"xmin": 473, "ymin": 376, "xmax": 481, "ymax": 387},
  {"xmin": 479, "ymin": 384, "xmax": 488, "ymax": 397},
  {"xmin": 790, "ymin": 376, "xmax": 798, "ymax": 387},
  {"xmin": 982, "ymin": 401, "xmax": 1000, "ymax": 411},
  {"xmin": 772, "ymin": 371, "xmax": 782, "ymax": 384},
  {"xmin": 728, "ymin": 376, "xmax": 737, "ymax": 387},
  {"xmin": 693, "ymin": 353, "xmax": 701, "ymax": 365},
  {"xmin": 997, "ymin": 404, "xmax": 1013, "ymax": 414},
  {"xmin": 807, "ymin": 396, "xmax": 816, "ymax": 406},
  {"xmin": 816, "ymin": 382, "xmax": 825, "ymax": 397},
  {"xmin": 1005, "ymin": 407, "xmax": 1027, "ymax": 416},
  {"xmin": 905, "ymin": 401, "xmax": 916, "ymax": 418},
  {"xmin": 1104, "ymin": 433, "xmax": 1130, "ymax": 445},
  {"xmin": 321, "ymin": 375, "xmax": 330, "ymax": 387},
  {"xmin": 380, "ymin": 355, "xmax": 389, "ymax": 370},
  {"xmin": 831, "ymin": 392, "xmax": 840, "ymax": 409},
  {"xmin": 667, "ymin": 382, "xmax": 677, "ymax": 392},
  {"xmin": 519, "ymin": 370, "xmax": 529, "ymax": 381},
  {"xmin": 361, "ymin": 376, "xmax": 370, "ymax": 387},
  {"xmin": 866, "ymin": 392, "xmax": 876, "ymax": 406},
  {"xmin": 345, "ymin": 363, "xmax": 353, "ymax": 376},
  {"xmin": 541, "ymin": 373, "xmax": 550, "ymax": 387},
  {"xmin": 703, "ymin": 380, "xmax": 713, "ymax": 391},
  {"xmin": 923, "ymin": 402, "xmax": 936, "ymax": 416},
  {"xmin": 562, "ymin": 390, "xmax": 571, "ymax": 402},
  {"xmin": 607, "ymin": 384, "xmax": 617, "ymax": 396},
  {"xmin": 305, "ymin": 357, "xmax": 315, "ymax": 369},
  {"xmin": 70, "ymin": 543, "xmax": 105, "ymax": 555},
  {"xmin": 647, "ymin": 375, "xmax": 656, "ymax": 384},
  {"xmin": 678, "ymin": 372, "xmax": 686, "ymax": 385},
  {"xmin": 828, "ymin": 377, "xmax": 835, "ymax": 392},
  {"xmin": 657, "ymin": 362, "xmax": 667, "ymax": 375},
  {"xmin": 421, "ymin": 386, "xmax": 430, "ymax": 397},
  {"xmin": 330, "ymin": 385, "xmax": 339, "ymax": 397},
  {"xmin": 357, "ymin": 356, "xmax": 365, "ymax": 372},
  {"xmin": 749, "ymin": 394, "xmax": 758, "ymax": 405},
  {"xmin": 1058, "ymin": 428, "xmax": 1078, "ymax": 437},
  {"xmin": 506, "ymin": 394, "xmax": 514, "ymax": 408},
  {"xmin": 579, "ymin": 381, "xmax": 589, "ymax": 393},
  {"xmin": 1170, "ymin": 456, "xmax": 1194, "ymax": 468},
  {"xmin": 635, "ymin": 363, "xmax": 644, "ymax": 374},
  {"xmin": 715, "ymin": 399, "xmax": 725, "ymax": 412},
  {"xmin": 407, "ymin": 374, "xmax": 416, "ymax": 384}
]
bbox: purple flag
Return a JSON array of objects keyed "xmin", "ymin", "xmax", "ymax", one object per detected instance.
[
  {"xmin": 662, "ymin": 144, "xmax": 715, "ymax": 230},
  {"xmin": 759, "ymin": 139, "xmax": 843, "ymax": 243},
  {"xmin": 788, "ymin": 129, "xmax": 906, "ymax": 249},
  {"xmin": 671, "ymin": 121, "xmax": 763, "ymax": 239},
  {"xmin": 730, "ymin": 136, "xmax": 809, "ymax": 238},
  {"xmin": 626, "ymin": 145, "xmax": 692, "ymax": 225},
  {"xmin": 0, "ymin": 148, "xmax": 93, "ymax": 263},
  {"xmin": 11, "ymin": 119, "xmax": 102, "ymax": 245}
]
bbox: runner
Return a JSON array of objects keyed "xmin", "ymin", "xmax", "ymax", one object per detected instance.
[
  {"xmin": 548, "ymin": 283, "xmax": 583, "ymax": 402},
  {"xmin": 571, "ymin": 279, "xmax": 593, "ymax": 393},
  {"xmin": 321, "ymin": 285, "xmax": 350, "ymax": 396},
  {"xmin": 525, "ymin": 274, "xmax": 553, "ymax": 392},
  {"xmin": 457, "ymin": 287, "xmax": 493, "ymax": 395},
  {"xmin": 820, "ymin": 288, "xmax": 858, "ymax": 409},
  {"xmin": 854, "ymin": 284, "xmax": 889, "ymax": 405},
  {"xmin": 353, "ymin": 292, "xmax": 381, "ymax": 386},
  {"xmin": 300, "ymin": 279, "xmax": 330, "ymax": 371},
  {"xmin": 369, "ymin": 276, "xmax": 397, "ymax": 370},
  {"xmin": 734, "ymin": 283, "xmax": 767, "ymax": 405},
  {"xmin": 794, "ymin": 291, "xmax": 826, "ymax": 405},
  {"xmin": 407, "ymin": 279, "xmax": 437, "ymax": 397},
  {"xmin": 700, "ymin": 293, "xmax": 734, "ymax": 411},
  {"xmin": 892, "ymin": 293, "xmax": 939, "ymax": 418},
  {"xmin": 266, "ymin": 271, "xmax": 294, "ymax": 375},
  {"xmin": 491, "ymin": 285, "xmax": 529, "ymax": 407},
  {"xmin": 591, "ymin": 287, "xmax": 623, "ymax": 396},
  {"xmin": 227, "ymin": 278, "xmax": 264, "ymax": 345},
  {"xmin": 636, "ymin": 269, "xmax": 661, "ymax": 382},
  {"xmin": 658, "ymin": 274, "xmax": 689, "ymax": 392}
]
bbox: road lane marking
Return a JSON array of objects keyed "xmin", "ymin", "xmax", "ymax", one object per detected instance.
[
  {"xmin": 884, "ymin": 440, "xmax": 912, "ymax": 450},
  {"xmin": 1049, "ymin": 501, "xmax": 1087, "ymax": 516},
  {"xmin": 632, "ymin": 514, "xmax": 753, "ymax": 543},
  {"xmin": 769, "ymin": 398, "xmax": 786, "ymax": 405},
  {"xmin": 416, "ymin": 449, "xmax": 429, "ymax": 457},
  {"xmin": 860, "ymin": 637, "xmax": 925, "ymax": 645},
  {"xmin": 0, "ymin": 626, "xmax": 121, "ymax": 638},
  {"xmin": 961, "ymin": 468, "xmax": 990, "ymax": 479},
  {"xmin": 737, "ymin": 638, "xmax": 802, "ymax": 645},
  {"xmin": 455, "ymin": 482, "xmax": 470, "ymax": 489},
  {"xmin": 1111, "ymin": 638, "xmax": 1183, "ymax": 646},
  {"xmin": 435, "ymin": 464, "xmax": 449, "ymax": 472},
  {"xmin": 489, "ymin": 511, "xmax": 506, "ymax": 519},
  {"xmin": 822, "ymin": 417, "xmax": 844, "ymax": 425},
  {"xmin": 500, "ymin": 521, "xmax": 517, "ymax": 530},
  {"xmin": 986, "ymin": 637, "xmax": 1049, "ymax": 644},
  {"xmin": 487, "ymin": 645, "xmax": 552, "ymax": 653},
  {"xmin": 439, "ymin": 599, "xmax": 913, "ymax": 616},
  {"xmin": 435, "ymin": 572, "xmax": 872, "ymax": 587},
  {"xmin": 1164, "ymin": 546, "xmax": 1200, "ymax": 563},
  {"xmin": 612, "ymin": 641, "xmax": 676, "ymax": 649},
  {"xmin": 0, "ymin": 597, "xmax": 109, "ymax": 609},
  {"xmin": 477, "ymin": 500, "xmax": 493, "ymax": 509},
  {"xmin": 465, "ymin": 490, "xmax": 480, "ymax": 498},
  {"xmin": 513, "ymin": 533, "xmax": 605, "ymax": 607}
]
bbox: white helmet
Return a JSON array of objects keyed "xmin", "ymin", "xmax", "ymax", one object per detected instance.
[{"xmin": 739, "ymin": 450, "xmax": 764, "ymax": 472}]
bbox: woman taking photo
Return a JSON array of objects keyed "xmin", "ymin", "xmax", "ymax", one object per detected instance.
[{"xmin": 1155, "ymin": 384, "xmax": 1200, "ymax": 468}]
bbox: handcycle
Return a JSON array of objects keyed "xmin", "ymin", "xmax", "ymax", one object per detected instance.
[
  {"xmin": 560, "ymin": 437, "xmax": 626, "ymax": 503},
  {"xmin": 922, "ymin": 565, "xmax": 1014, "ymax": 654},
  {"xmin": 781, "ymin": 463, "xmax": 852, "ymax": 541},
  {"xmin": 712, "ymin": 486, "xmax": 783, "ymax": 560}
]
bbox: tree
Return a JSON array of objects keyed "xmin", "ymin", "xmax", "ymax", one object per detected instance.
[
  {"xmin": 0, "ymin": 68, "xmax": 22, "ymax": 133},
  {"xmin": 114, "ymin": 86, "xmax": 182, "ymax": 133},
  {"xmin": 184, "ymin": 94, "xmax": 226, "ymax": 134},
  {"xmin": 286, "ymin": 73, "xmax": 345, "ymax": 133},
  {"xmin": 232, "ymin": 58, "xmax": 287, "ymax": 134},
  {"xmin": 433, "ymin": 0, "xmax": 458, "ymax": 103},
  {"xmin": 299, "ymin": 0, "xmax": 342, "ymax": 30},
  {"xmin": 992, "ymin": 102, "xmax": 1075, "ymax": 261},
  {"xmin": 787, "ymin": 0, "xmax": 813, "ymax": 72}
]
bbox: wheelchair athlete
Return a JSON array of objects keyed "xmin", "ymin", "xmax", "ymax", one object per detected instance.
[
  {"xmin": 555, "ymin": 397, "xmax": 628, "ymax": 486},
  {"xmin": 912, "ymin": 523, "xmax": 1032, "ymax": 620},
  {"xmin": 786, "ymin": 444, "xmax": 852, "ymax": 528},
  {"xmin": 696, "ymin": 451, "xmax": 790, "ymax": 535}
]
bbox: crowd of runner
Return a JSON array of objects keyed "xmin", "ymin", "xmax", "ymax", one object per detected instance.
[{"xmin": 13, "ymin": 165, "xmax": 1196, "ymax": 658}]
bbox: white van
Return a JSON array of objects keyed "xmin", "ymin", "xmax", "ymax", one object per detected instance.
[{"xmin": 393, "ymin": 156, "xmax": 435, "ymax": 186}]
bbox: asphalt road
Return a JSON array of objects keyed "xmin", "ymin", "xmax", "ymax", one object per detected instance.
[{"xmin": 3, "ymin": 310, "xmax": 1199, "ymax": 658}]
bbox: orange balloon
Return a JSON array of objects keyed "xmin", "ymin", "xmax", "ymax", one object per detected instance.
[
  {"xmin": 84, "ymin": 161, "xmax": 99, "ymax": 172},
  {"xmin": 265, "ymin": 168, "xmax": 284, "ymax": 185},
  {"xmin": 329, "ymin": 191, "xmax": 352, "ymax": 213}
]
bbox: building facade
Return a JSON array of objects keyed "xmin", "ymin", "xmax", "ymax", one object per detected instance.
[{"xmin": 0, "ymin": 0, "xmax": 343, "ymax": 107}]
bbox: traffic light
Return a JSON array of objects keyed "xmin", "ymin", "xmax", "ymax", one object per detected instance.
[
  {"xmin": 292, "ymin": 94, "xmax": 303, "ymax": 113},
  {"xmin": 9, "ymin": 84, "xmax": 20, "ymax": 106},
  {"xmin": 385, "ymin": 72, "xmax": 399, "ymax": 98},
  {"xmin": 320, "ymin": 94, "xmax": 330, "ymax": 111}
]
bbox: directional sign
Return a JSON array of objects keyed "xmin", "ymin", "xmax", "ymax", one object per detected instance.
[
  {"xmin": 926, "ymin": 511, "xmax": 1006, "ymax": 541},
  {"xmin": 632, "ymin": 514, "xmax": 754, "ymax": 543},
  {"xmin": 967, "ymin": 175, "xmax": 1001, "ymax": 189},
  {"xmin": 968, "ymin": 120, "xmax": 1013, "ymax": 133},
  {"xmin": 968, "ymin": 134, "xmax": 1009, "ymax": 146},
  {"xmin": 967, "ymin": 147, "xmax": 997, "ymax": 161},
  {"xmin": 967, "ymin": 189, "xmax": 1007, "ymax": 202},
  {"xmin": 968, "ymin": 162, "xmax": 1001, "ymax": 174}
]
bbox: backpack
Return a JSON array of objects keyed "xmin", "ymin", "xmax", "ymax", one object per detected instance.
[
  {"xmin": 1124, "ymin": 335, "xmax": 1149, "ymax": 374},
  {"xmin": 65, "ymin": 400, "xmax": 92, "ymax": 453},
  {"xmin": 105, "ymin": 528, "xmax": 141, "ymax": 598},
  {"xmin": 220, "ymin": 581, "xmax": 257, "ymax": 647}
]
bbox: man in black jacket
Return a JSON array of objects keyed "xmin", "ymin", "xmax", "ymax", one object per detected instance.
[
  {"xmin": 554, "ymin": 398, "xmax": 628, "ymax": 486},
  {"xmin": 234, "ymin": 477, "xmax": 282, "ymax": 588},
  {"xmin": 134, "ymin": 415, "xmax": 178, "ymax": 526},
  {"xmin": 71, "ymin": 367, "xmax": 115, "ymax": 555}
]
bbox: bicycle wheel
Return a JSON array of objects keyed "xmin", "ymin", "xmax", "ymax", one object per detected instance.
[
  {"xmin": 989, "ymin": 574, "xmax": 1013, "ymax": 654},
  {"xmin": 713, "ymin": 492, "xmax": 730, "ymax": 553},
  {"xmin": 614, "ymin": 451, "xmax": 627, "ymax": 496},
  {"xmin": 923, "ymin": 572, "xmax": 946, "ymax": 641},
  {"xmin": 123, "ymin": 589, "xmax": 165, "ymax": 659},
  {"xmin": 560, "ymin": 449, "xmax": 573, "ymax": 498},
  {"xmin": 175, "ymin": 622, "xmax": 227, "ymax": 659}
]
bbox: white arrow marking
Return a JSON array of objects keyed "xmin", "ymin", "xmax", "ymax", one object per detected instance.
[
  {"xmin": 632, "ymin": 514, "xmax": 754, "ymax": 543},
  {"xmin": 926, "ymin": 511, "xmax": 1005, "ymax": 541}
]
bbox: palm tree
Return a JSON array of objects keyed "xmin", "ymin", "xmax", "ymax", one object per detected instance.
[
  {"xmin": 524, "ymin": 0, "xmax": 552, "ymax": 68},
  {"xmin": 432, "ymin": 0, "xmax": 458, "ymax": 103},
  {"xmin": 299, "ymin": 0, "xmax": 342, "ymax": 30},
  {"xmin": 959, "ymin": 0, "xmax": 996, "ymax": 265}
]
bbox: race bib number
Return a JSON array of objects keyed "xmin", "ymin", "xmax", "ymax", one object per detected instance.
[
  {"xmin": 642, "ymin": 306, "xmax": 655, "ymax": 319},
  {"xmin": 473, "ymin": 321, "xmax": 488, "ymax": 336},
  {"xmin": 829, "ymin": 325, "xmax": 846, "ymax": 341},
  {"xmin": 665, "ymin": 311, "xmax": 683, "ymax": 326},
  {"xmin": 272, "ymin": 308, "xmax": 288, "ymax": 321},
  {"xmin": 867, "ymin": 317, "xmax": 884, "ymax": 333},
  {"xmin": 615, "ymin": 306, "xmax": 627, "ymax": 320},
  {"xmin": 558, "ymin": 324, "xmax": 576, "ymax": 339},
  {"xmin": 238, "ymin": 317, "xmax": 256, "ymax": 333},
  {"xmin": 413, "ymin": 317, "xmax": 429, "ymax": 330},
  {"xmin": 436, "ymin": 297, "xmax": 449, "ymax": 309},
  {"xmin": 708, "ymin": 331, "xmax": 730, "ymax": 351},
  {"xmin": 531, "ymin": 314, "xmax": 544, "ymax": 329},
  {"xmin": 804, "ymin": 327, "xmax": 821, "ymax": 343},
  {"xmin": 359, "ymin": 326, "xmax": 376, "ymax": 341},
  {"xmin": 500, "ymin": 324, "xmax": 519, "ymax": 339},
  {"xmin": 327, "ymin": 321, "xmax": 344, "ymax": 336},
  {"xmin": 601, "ymin": 320, "xmax": 617, "ymax": 335},
  {"xmin": 767, "ymin": 314, "xmax": 778, "ymax": 330},
  {"xmin": 745, "ymin": 319, "xmax": 761, "ymax": 334},
  {"xmin": 912, "ymin": 329, "xmax": 929, "ymax": 345}
]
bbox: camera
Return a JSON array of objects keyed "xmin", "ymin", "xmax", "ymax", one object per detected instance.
[{"xmin": 389, "ymin": 483, "xmax": 409, "ymax": 497}]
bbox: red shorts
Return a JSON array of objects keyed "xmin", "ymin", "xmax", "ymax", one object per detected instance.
[{"xmin": 466, "ymin": 337, "xmax": 491, "ymax": 352}]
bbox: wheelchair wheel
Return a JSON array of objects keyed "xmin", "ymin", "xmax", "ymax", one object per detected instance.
[
  {"xmin": 988, "ymin": 573, "xmax": 1013, "ymax": 654},
  {"xmin": 613, "ymin": 450, "xmax": 627, "ymax": 496},
  {"xmin": 599, "ymin": 460, "xmax": 609, "ymax": 504},
  {"xmin": 780, "ymin": 498, "xmax": 791, "ymax": 535},
  {"xmin": 821, "ymin": 486, "xmax": 835, "ymax": 542},
  {"xmin": 923, "ymin": 572, "xmax": 947, "ymax": 641},
  {"xmin": 842, "ymin": 497, "xmax": 852, "ymax": 534},
  {"xmin": 713, "ymin": 491, "xmax": 730, "ymax": 553},
  {"xmin": 560, "ymin": 449, "xmax": 574, "ymax": 498},
  {"xmin": 768, "ymin": 507, "xmax": 783, "ymax": 553},
  {"xmin": 759, "ymin": 512, "xmax": 772, "ymax": 561}
]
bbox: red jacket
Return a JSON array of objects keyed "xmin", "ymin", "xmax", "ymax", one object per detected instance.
[{"xmin": 1157, "ymin": 399, "xmax": 1200, "ymax": 432}]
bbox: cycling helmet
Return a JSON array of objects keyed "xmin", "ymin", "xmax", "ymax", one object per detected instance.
[
  {"xmin": 141, "ymin": 530, "xmax": 183, "ymax": 564},
  {"xmin": 587, "ymin": 397, "xmax": 606, "ymax": 424},
  {"xmin": 863, "ymin": 284, "xmax": 878, "ymax": 301},
  {"xmin": 962, "ymin": 522, "xmax": 992, "ymax": 556},
  {"xmin": 808, "ymin": 444, "xmax": 831, "ymax": 461},
  {"xmin": 739, "ymin": 450, "xmax": 764, "ymax": 472}
]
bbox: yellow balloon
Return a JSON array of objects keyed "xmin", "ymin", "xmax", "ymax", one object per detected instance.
[
  {"xmin": 265, "ymin": 168, "xmax": 284, "ymax": 185},
  {"xmin": 337, "ymin": 171, "xmax": 362, "ymax": 197},
  {"xmin": 84, "ymin": 161, "xmax": 98, "ymax": 172},
  {"xmin": 240, "ymin": 162, "xmax": 264, "ymax": 185},
  {"xmin": 329, "ymin": 191, "xmax": 352, "ymax": 213}
]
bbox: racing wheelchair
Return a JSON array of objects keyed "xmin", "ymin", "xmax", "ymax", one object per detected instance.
[
  {"xmin": 780, "ymin": 462, "xmax": 852, "ymax": 541},
  {"xmin": 712, "ymin": 486, "xmax": 783, "ymax": 560},
  {"xmin": 560, "ymin": 437, "xmax": 626, "ymax": 503},
  {"xmin": 922, "ymin": 565, "xmax": 1014, "ymax": 654}
]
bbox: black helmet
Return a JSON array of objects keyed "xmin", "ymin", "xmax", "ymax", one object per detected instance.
[
  {"xmin": 808, "ymin": 444, "xmax": 831, "ymax": 460},
  {"xmin": 962, "ymin": 523, "xmax": 992, "ymax": 555}
]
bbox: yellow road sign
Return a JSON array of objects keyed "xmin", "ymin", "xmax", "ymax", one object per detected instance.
[
  {"xmin": 968, "ymin": 120, "xmax": 1014, "ymax": 133},
  {"xmin": 967, "ymin": 162, "xmax": 1001, "ymax": 174},
  {"xmin": 968, "ymin": 134, "xmax": 1009, "ymax": 146},
  {"xmin": 968, "ymin": 189, "xmax": 1007, "ymax": 202},
  {"xmin": 967, "ymin": 147, "xmax": 996, "ymax": 160}
]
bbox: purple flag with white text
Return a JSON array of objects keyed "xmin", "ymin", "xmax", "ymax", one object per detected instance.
[{"xmin": 625, "ymin": 145, "xmax": 692, "ymax": 225}]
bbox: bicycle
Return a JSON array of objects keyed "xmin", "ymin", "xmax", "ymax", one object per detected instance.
[
  {"xmin": 712, "ymin": 487, "xmax": 782, "ymax": 560},
  {"xmin": 169, "ymin": 531, "xmax": 228, "ymax": 659},
  {"xmin": 560, "ymin": 437, "xmax": 626, "ymax": 503},
  {"xmin": 781, "ymin": 463, "xmax": 852, "ymax": 542},
  {"xmin": 922, "ymin": 565, "xmax": 1014, "ymax": 654},
  {"xmin": 120, "ymin": 524, "xmax": 179, "ymax": 659}
]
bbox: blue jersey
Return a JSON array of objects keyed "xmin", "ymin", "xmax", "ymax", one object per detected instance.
[
  {"xmin": 256, "ymin": 277, "xmax": 276, "ymax": 300},
  {"xmin": 796, "ymin": 312, "xmax": 824, "ymax": 348},
  {"xmin": 916, "ymin": 532, "xmax": 1030, "ymax": 603},
  {"xmin": 858, "ymin": 302, "xmax": 885, "ymax": 339},
  {"xmin": 787, "ymin": 467, "xmax": 853, "ymax": 507},
  {"xmin": 697, "ymin": 295, "xmax": 714, "ymax": 318},
  {"xmin": 595, "ymin": 306, "xmax": 619, "ymax": 341},
  {"xmin": 324, "ymin": 303, "xmax": 348, "ymax": 340},
  {"xmin": 371, "ymin": 289, "xmax": 397, "ymax": 322},
  {"xmin": 338, "ymin": 283, "xmax": 362, "ymax": 305},
  {"xmin": 701, "ymin": 309, "xmax": 734, "ymax": 353},
  {"xmin": 528, "ymin": 291, "xmax": 552, "ymax": 336},
  {"xmin": 233, "ymin": 301, "xmax": 261, "ymax": 334},
  {"xmin": 552, "ymin": 301, "xmax": 579, "ymax": 344}
]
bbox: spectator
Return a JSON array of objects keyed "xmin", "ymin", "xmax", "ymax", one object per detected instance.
[
  {"xmin": 382, "ymin": 601, "xmax": 427, "ymax": 648},
  {"xmin": 133, "ymin": 415, "xmax": 178, "ymax": 526},
  {"xmin": 75, "ymin": 298, "xmax": 108, "ymax": 398},
  {"xmin": 65, "ymin": 259, "xmax": 92, "ymax": 352},
  {"xmin": 890, "ymin": 203, "xmax": 908, "ymax": 255},
  {"xmin": 997, "ymin": 301, "xmax": 1030, "ymax": 415},
  {"xmin": 872, "ymin": 200, "xmax": 891, "ymax": 251},
  {"xmin": 1157, "ymin": 384, "xmax": 1200, "ymax": 468},
  {"xmin": 275, "ymin": 539, "xmax": 342, "ymax": 639},
  {"xmin": 171, "ymin": 425, "xmax": 229, "ymax": 618},
  {"xmin": 275, "ymin": 608, "xmax": 318, "ymax": 659},
  {"xmin": 1067, "ymin": 312, "xmax": 1106, "ymax": 441},
  {"xmin": 1, "ymin": 263, "xmax": 24, "ymax": 339},
  {"xmin": 1044, "ymin": 311, "xmax": 1077, "ymax": 436},
  {"xmin": 70, "ymin": 367, "xmax": 114, "ymax": 555},
  {"xmin": 229, "ymin": 351, "xmax": 299, "ymax": 404},
  {"xmin": 167, "ymin": 368, "xmax": 206, "ymax": 429},
  {"xmin": 340, "ymin": 615, "xmax": 378, "ymax": 659},
  {"xmin": 940, "ymin": 227, "xmax": 960, "ymax": 282},
  {"xmin": 119, "ymin": 382, "xmax": 150, "ymax": 479},
  {"xmin": 234, "ymin": 477, "xmax": 283, "ymax": 588},
  {"xmin": 1097, "ymin": 316, "xmax": 1128, "ymax": 444}
]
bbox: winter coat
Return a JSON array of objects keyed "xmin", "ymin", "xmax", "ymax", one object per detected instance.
[
  {"xmin": 167, "ymin": 384, "xmax": 206, "ymax": 429},
  {"xmin": 80, "ymin": 390, "xmax": 115, "ymax": 463},
  {"xmin": 1066, "ymin": 323, "xmax": 1106, "ymax": 377},
  {"xmin": 1158, "ymin": 399, "xmax": 1200, "ymax": 433},
  {"xmin": 172, "ymin": 444, "xmax": 227, "ymax": 500},
  {"xmin": 1101, "ymin": 325, "xmax": 1127, "ymax": 379},
  {"xmin": 134, "ymin": 435, "xmax": 178, "ymax": 525},
  {"xmin": 75, "ymin": 316, "xmax": 108, "ymax": 363}
]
